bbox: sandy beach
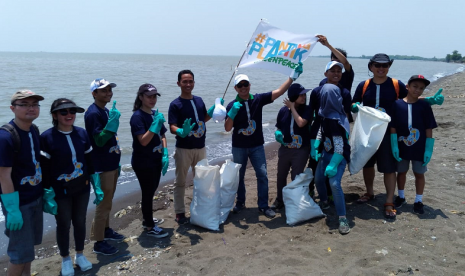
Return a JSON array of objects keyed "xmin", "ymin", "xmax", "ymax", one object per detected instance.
[{"xmin": 4, "ymin": 71, "xmax": 465, "ymax": 275}]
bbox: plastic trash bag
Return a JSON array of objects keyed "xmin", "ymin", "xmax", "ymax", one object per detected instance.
[
  {"xmin": 212, "ymin": 97, "xmax": 227, "ymax": 122},
  {"xmin": 219, "ymin": 159, "xmax": 242, "ymax": 224},
  {"xmin": 190, "ymin": 159, "xmax": 221, "ymax": 231},
  {"xmin": 349, "ymin": 105, "xmax": 391, "ymax": 175},
  {"xmin": 283, "ymin": 168, "xmax": 324, "ymax": 225}
]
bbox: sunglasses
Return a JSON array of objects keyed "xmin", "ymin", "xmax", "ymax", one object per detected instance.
[
  {"xmin": 58, "ymin": 108, "xmax": 77, "ymax": 116},
  {"xmin": 373, "ymin": 63, "xmax": 390, "ymax": 68},
  {"xmin": 236, "ymin": 82, "xmax": 250, "ymax": 88}
]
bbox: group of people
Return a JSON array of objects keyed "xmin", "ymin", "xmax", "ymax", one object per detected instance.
[{"xmin": 0, "ymin": 35, "xmax": 444, "ymax": 276}]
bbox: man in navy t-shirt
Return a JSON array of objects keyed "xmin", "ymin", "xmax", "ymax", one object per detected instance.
[
  {"xmin": 84, "ymin": 78, "xmax": 124, "ymax": 255},
  {"xmin": 0, "ymin": 90, "xmax": 45, "ymax": 275},
  {"xmin": 224, "ymin": 68, "xmax": 302, "ymax": 219}
]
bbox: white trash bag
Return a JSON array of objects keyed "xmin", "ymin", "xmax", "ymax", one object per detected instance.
[
  {"xmin": 283, "ymin": 168, "xmax": 324, "ymax": 225},
  {"xmin": 212, "ymin": 97, "xmax": 227, "ymax": 122},
  {"xmin": 219, "ymin": 159, "xmax": 242, "ymax": 224},
  {"xmin": 190, "ymin": 159, "xmax": 221, "ymax": 231},
  {"xmin": 349, "ymin": 105, "xmax": 391, "ymax": 175}
]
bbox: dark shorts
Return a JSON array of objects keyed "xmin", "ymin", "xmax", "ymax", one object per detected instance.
[
  {"xmin": 363, "ymin": 132, "xmax": 397, "ymax": 173},
  {"xmin": 397, "ymin": 159, "xmax": 427, "ymax": 174},
  {"xmin": 2, "ymin": 197, "xmax": 43, "ymax": 264}
]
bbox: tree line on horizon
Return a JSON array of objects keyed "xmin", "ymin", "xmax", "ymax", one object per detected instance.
[{"xmin": 318, "ymin": 51, "xmax": 464, "ymax": 63}]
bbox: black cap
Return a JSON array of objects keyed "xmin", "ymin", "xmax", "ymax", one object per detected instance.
[
  {"xmin": 287, "ymin": 83, "xmax": 310, "ymax": 102},
  {"xmin": 51, "ymin": 102, "xmax": 85, "ymax": 113},
  {"xmin": 408, "ymin": 75, "xmax": 430, "ymax": 87},
  {"xmin": 368, "ymin": 53, "xmax": 394, "ymax": 70},
  {"xmin": 138, "ymin": 83, "xmax": 161, "ymax": 96}
]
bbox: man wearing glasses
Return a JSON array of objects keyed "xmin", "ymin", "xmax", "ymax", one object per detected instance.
[
  {"xmin": 84, "ymin": 78, "xmax": 124, "ymax": 255},
  {"xmin": 0, "ymin": 90, "xmax": 45, "ymax": 276}
]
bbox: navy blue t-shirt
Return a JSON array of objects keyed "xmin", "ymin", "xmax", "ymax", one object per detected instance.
[
  {"xmin": 320, "ymin": 118, "xmax": 351, "ymax": 163},
  {"xmin": 130, "ymin": 109, "xmax": 167, "ymax": 170},
  {"xmin": 84, "ymin": 103, "xmax": 121, "ymax": 172},
  {"xmin": 168, "ymin": 96, "xmax": 207, "ymax": 149},
  {"xmin": 40, "ymin": 126, "xmax": 92, "ymax": 198},
  {"xmin": 226, "ymin": 92, "xmax": 273, "ymax": 148},
  {"xmin": 390, "ymin": 99, "xmax": 437, "ymax": 162},
  {"xmin": 0, "ymin": 120, "xmax": 43, "ymax": 205},
  {"xmin": 319, "ymin": 66, "xmax": 355, "ymax": 92},
  {"xmin": 275, "ymin": 105, "xmax": 312, "ymax": 148}
]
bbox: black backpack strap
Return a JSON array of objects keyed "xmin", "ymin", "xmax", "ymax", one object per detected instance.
[{"xmin": 0, "ymin": 124, "xmax": 20, "ymax": 154}]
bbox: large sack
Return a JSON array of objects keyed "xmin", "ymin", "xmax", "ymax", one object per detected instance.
[
  {"xmin": 283, "ymin": 168, "xmax": 324, "ymax": 225},
  {"xmin": 349, "ymin": 105, "xmax": 391, "ymax": 175},
  {"xmin": 190, "ymin": 159, "xmax": 221, "ymax": 231},
  {"xmin": 212, "ymin": 97, "xmax": 227, "ymax": 122},
  {"xmin": 219, "ymin": 159, "xmax": 242, "ymax": 224}
]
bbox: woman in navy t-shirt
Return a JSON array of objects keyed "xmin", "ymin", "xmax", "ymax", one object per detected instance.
[
  {"xmin": 40, "ymin": 98, "xmax": 94, "ymax": 275},
  {"xmin": 130, "ymin": 84, "xmax": 169, "ymax": 239}
]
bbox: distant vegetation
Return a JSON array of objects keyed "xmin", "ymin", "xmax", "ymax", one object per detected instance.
[
  {"xmin": 318, "ymin": 51, "xmax": 465, "ymax": 63},
  {"xmin": 445, "ymin": 50, "xmax": 464, "ymax": 63}
]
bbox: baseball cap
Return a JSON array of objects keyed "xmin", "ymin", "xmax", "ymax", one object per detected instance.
[
  {"xmin": 234, "ymin": 74, "xmax": 250, "ymax": 86},
  {"xmin": 90, "ymin": 78, "xmax": 117, "ymax": 92},
  {"xmin": 11, "ymin": 90, "xmax": 44, "ymax": 105},
  {"xmin": 138, "ymin": 83, "xmax": 161, "ymax": 96},
  {"xmin": 408, "ymin": 75, "xmax": 430, "ymax": 87},
  {"xmin": 51, "ymin": 101, "xmax": 85, "ymax": 113},
  {"xmin": 325, "ymin": 61, "xmax": 344, "ymax": 72},
  {"xmin": 288, "ymin": 83, "xmax": 310, "ymax": 102}
]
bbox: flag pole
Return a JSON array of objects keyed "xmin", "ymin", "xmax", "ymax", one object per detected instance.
[{"xmin": 222, "ymin": 19, "xmax": 264, "ymax": 99}]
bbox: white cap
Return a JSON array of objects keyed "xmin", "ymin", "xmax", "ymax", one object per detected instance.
[
  {"xmin": 234, "ymin": 74, "xmax": 250, "ymax": 86},
  {"xmin": 325, "ymin": 61, "xmax": 344, "ymax": 73}
]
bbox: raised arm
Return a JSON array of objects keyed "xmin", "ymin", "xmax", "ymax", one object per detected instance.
[{"xmin": 316, "ymin": 35, "xmax": 350, "ymax": 71}]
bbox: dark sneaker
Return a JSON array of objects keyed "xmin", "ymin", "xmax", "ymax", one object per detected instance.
[
  {"xmin": 93, "ymin": 241, "xmax": 118, "ymax": 255},
  {"xmin": 104, "ymin": 228, "xmax": 125, "ymax": 241},
  {"xmin": 319, "ymin": 201, "xmax": 330, "ymax": 210},
  {"xmin": 413, "ymin": 202, "xmax": 425, "ymax": 214},
  {"xmin": 338, "ymin": 218, "xmax": 350, "ymax": 235},
  {"xmin": 270, "ymin": 199, "xmax": 285, "ymax": 210},
  {"xmin": 233, "ymin": 203, "xmax": 245, "ymax": 214},
  {"xmin": 394, "ymin": 196, "xmax": 407, "ymax": 208},
  {"xmin": 259, "ymin": 208, "xmax": 276, "ymax": 219},
  {"xmin": 175, "ymin": 213, "xmax": 189, "ymax": 225},
  {"xmin": 146, "ymin": 226, "xmax": 169, "ymax": 238},
  {"xmin": 142, "ymin": 218, "xmax": 165, "ymax": 229}
]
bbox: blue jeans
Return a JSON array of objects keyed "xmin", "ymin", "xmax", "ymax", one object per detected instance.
[
  {"xmin": 315, "ymin": 152, "xmax": 347, "ymax": 217},
  {"xmin": 232, "ymin": 145, "xmax": 269, "ymax": 209}
]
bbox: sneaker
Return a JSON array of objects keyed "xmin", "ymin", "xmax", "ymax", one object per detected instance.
[
  {"xmin": 104, "ymin": 228, "xmax": 125, "ymax": 241},
  {"xmin": 394, "ymin": 196, "xmax": 407, "ymax": 208},
  {"xmin": 93, "ymin": 241, "xmax": 119, "ymax": 255},
  {"xmin": 232, "ymin": 203, "xmax": 245, "ymax": 214},
  {"xmin": 413, "ymin": 202, "xmax": 425, "ymax": 214},
  {"xmin": 61, "ymin": 258, "xmax": 75, "ymax": 276},
  {"xmin": 338, "ymin": 218, "xmax": 351, "ymax": 234},
  {"xmin": 319, "ymin": 201, "xmax": 330, "ymax": 210},
  {"xmin": 175, "ymin": 213, "xmax": 189, "ymax": 225},
  {"xmin": 270, "ymin": 199, "xmax": 285, "ymax": 210},
  {"xmin": 259, "ymin": 207, "xmax": 276, "ymax": 219},
  {"xmin": 142, "ymin": 217, "xmax": 165, "ymax": 229},
  {"xmin": 74, "ymin": 255, "xmax": 92, "ymax": 271},
  {"xmin": 146, "ymin": 226, "xmax": 169, "ymax": 238}
]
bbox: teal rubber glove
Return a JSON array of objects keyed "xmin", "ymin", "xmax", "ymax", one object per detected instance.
[
  {"xmin": 149, "ymin": 111, "xmax": 166, "ymax": 134},
  {"xmin": 351, "ymin": 102, "xmax": 360, "ymax": 113},
  {"xmin": 310, "ymin": 139, "xmax": 321, "ymax": 161},
  {"xmin": 207, "ymin": 98, "xmax": 225, "ymax": 117},
  {"xmin": 0, "ymin": 192, "xmax": 23, "ymax": 231},
  {"xmin": 291, "ymin": 62, "xmax": 304, "ymax": 81},
  {"xmin": 390, "ymin": 133, "xmax": 402, "ymax": 162},
  {"xmin": 176, "ymin": 118, "xmax": 196, "ymax": 138},
  {"xmin": 104, "ymin": 101, "xmax": 121, "ymax": 133},
  {"xmin": 227, "ymin": 102, "xmax": 242, "ymax": 120},
  {"xmin": 424, "ymin": 88, "xmax": 444, "ymax": 106},
  {"xmin": 90, "ymin": 173, "xmax": 104, "ymax": 205},
  {"xmin": 118, "ymin": 165, "xmax": 121, "ymax": 177},
  {"xmin": 423, "ymin": 137, "xmax": 435, "ymax": 166},
  {"xmin": 324, "ymin": 153, "xmax": 345, "ymax": 178},
  {"xmin": 274, "ymin": 130, "xmax": 284, "ymax": 145},
  {"xmin": 162, "ymin": 148, "xmax": 169, "ymax": 176},
  {"xmin": 43, "ymin": 187, "xmax": 58, "ymax": 215}
]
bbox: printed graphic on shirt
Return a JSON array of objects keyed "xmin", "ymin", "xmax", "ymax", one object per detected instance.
[
  {"xmin": 324, "ymin": 137, "xmax": 333, "ymax": 152},
  {"xmin": 375, "ymin": 106, "xmax": 386, "ymax": 113},
  {"xmin": 20, "ymin": 132, "xmax": 42, "ymax": 186},
  {"xmin": 238, "ymin": 120, "xmax": 256, "ymax": 136},
  {"xmin": 399, "ymin": 127, "xmax": 420, "ymax": 146},
  {"xmin": 189, "ymin": 121, "xmax": 205, "ymax": 138},
  {"xmin": 109, "ymin": 135, "xmax": 121, "ymax": 154},
  {"xmin": 285, "ymin": 134, "xmax": 302, "ymax": 149},
  {"xmin": 153, "ymin": 144, "xmax": 163, "ymax": 153},
  {"xmin": 57, "ymin": 135, "xmax": 84, "ymax": 182}
]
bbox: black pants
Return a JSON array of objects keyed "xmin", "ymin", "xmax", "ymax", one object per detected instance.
[
  {"xmin": 134, "ymin": 161, "xmax": 162, "ymax": 228},
  {"xmin": 55, "ymin": 191, "xmax": 90, "ymax": 257},
  {"xmin": 276, "ymin": 146, "xmax": 310, "ymax": 202}
]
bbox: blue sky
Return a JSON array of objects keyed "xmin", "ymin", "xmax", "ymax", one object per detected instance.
[{"xmin": 0, "ymin": 0, "xmax": 463, "ymax": 58}]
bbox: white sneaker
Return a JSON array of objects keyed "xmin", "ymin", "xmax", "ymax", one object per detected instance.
[
  {"xmin": 61, "ymin": 258, "xmax": 75, "ymax": 276},
  {"xmin": 74, "ymin": 255, "xmax": 92, "ymax": 271}
]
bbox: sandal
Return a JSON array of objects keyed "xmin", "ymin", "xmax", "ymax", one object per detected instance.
[
  {"xmin": 384, "ymin": 203, "xmax": 397, "ymax": 219},
  {"xmin": 357, "ymin": 193, "xmax": 375, "ymax": 204}
]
